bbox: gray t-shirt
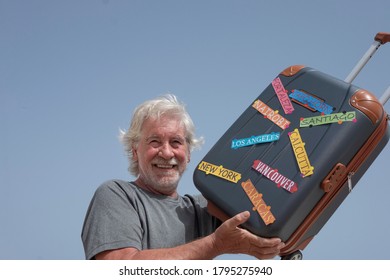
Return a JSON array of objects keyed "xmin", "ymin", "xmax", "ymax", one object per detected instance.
[{"xmin": 81, "ymin": 180, "xmax": 219, "ymax": 259}]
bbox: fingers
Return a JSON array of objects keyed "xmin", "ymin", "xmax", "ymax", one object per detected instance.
[
  {"xmin": 214, "ymin": 211, "xmax": 286, "ymax": 259},
  {"xmin": 249, "ymin": 237, "xmax": 285, "ymax": 259}
]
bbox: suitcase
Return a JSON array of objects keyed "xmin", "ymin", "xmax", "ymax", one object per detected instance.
[{"xmin": 193, "ymin": 32, "xmax": 390, "ymax": 259}]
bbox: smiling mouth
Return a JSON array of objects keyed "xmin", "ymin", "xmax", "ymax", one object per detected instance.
[{"xmin": 154, "ymin": 164, "xmax": 176, "ymax": 169}]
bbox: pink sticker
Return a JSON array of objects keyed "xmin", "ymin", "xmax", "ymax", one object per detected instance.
[
  {"xmin": 272, "ymin": 77, "xmax": 294, "ymax": 114},
  {"xmin": 252, "ymin": 160, "xmax": 298, "ymax": 193}
]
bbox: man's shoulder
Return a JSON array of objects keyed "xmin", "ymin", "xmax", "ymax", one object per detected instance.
[
  {"xmin": 184, "ymin": 193, "xmax": 207, "ymax": 207},
  {"xmin": 94, "ymin": 179, "xmax": 137, "ymax": 199}
]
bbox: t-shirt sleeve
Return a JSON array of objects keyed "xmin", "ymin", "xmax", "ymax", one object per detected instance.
[{"xmin": 81, "ymin": 181, "xmax": 143, "ymax": 259}]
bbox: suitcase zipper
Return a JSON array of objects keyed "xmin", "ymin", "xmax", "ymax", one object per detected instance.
[
  {"xmin": 347, "ymin": 172, "xmax": 355, "ymax": 193},
  {"xmin": 345, "ymin": 115, "xmax": 388, "ymax": 191}
]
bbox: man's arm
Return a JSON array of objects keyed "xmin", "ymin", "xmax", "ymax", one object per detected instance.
[{"xmin": 95, "ymin": 211, "xmax": 285, "ymax": 260}]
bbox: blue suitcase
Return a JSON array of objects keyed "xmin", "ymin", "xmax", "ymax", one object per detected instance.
[{"xmin": 193, "ymin": 32, "xmax": 390, "ymax": 259}]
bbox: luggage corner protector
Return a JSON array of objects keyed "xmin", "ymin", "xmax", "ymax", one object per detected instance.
[
  {"xmin": 350, "ymin": 89, "xmax": 384, "ymax": 124},
  {"xmin": 280, "ymin": 65, "xmax": 306, "ymax": 77}
]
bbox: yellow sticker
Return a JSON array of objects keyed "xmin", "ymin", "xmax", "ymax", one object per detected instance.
[
  {"xmin": 252, "ymin": 99, "xmax": 291, "ymax": 130},
  {"xmin": 197, "ymin": 161, "xmax": 241, "ymax": 183},
  {"xmin": 241, "ymin": 179, "xmax": 276, "ymax": 225},
  {"xmin": 288, "ymin": 128, "xmax": 314, "ymax": 177}
]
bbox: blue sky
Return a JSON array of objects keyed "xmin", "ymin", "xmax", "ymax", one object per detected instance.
[{"xmin": 1, "ymin": 0, "xmax": 390, "ymax": 260}]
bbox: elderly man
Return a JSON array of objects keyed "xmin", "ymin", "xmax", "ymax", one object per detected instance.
[{"xmin": 81, "ymin": 94, "xmax": 284, "ymax": 260}]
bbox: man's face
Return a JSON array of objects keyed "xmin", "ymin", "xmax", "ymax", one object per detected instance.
[{"xmin": 132, "ymin": 115, "xmax": 190, "ymax": 196}]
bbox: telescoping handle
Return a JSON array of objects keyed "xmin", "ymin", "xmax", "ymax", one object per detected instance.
[
  {"xmin": 345, "ymin": 32, "xmax": 390, "ymax": 84},
  {"xmin": 379, "ymin": 86, "xmax": 390, "ymax": 106}
]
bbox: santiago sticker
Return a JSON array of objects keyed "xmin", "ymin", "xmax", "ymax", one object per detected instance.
[{"xmin": 300, "ymin": 111, "xmax": 357, "ymax": 127}]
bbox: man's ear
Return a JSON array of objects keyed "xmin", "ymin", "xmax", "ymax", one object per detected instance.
[{"xmin": 132, "ymin": 146, "xmax": 138, "ymax": 161}]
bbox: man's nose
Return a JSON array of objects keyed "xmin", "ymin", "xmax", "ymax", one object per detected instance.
[{"xmin": 159, "ymin": 143, "xmax": 174, "ymax": 159}]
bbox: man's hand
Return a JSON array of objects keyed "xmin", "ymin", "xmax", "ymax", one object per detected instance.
[{"xmin": 210, "ymin": 211, "xmax": 285, "ymax": 259}]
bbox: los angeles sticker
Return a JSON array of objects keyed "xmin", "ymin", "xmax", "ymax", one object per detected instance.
[
  {"xmin": 197, "ymin": 161, "xmax": 241, "ymax": 183},
  {"xmin": 241, "ymin": 179, "xmax": 276, "ymax": 225},
  {"xmin": 231, "ymin": 132, "xmax": 280, "ymax": 149},
  {"xmin": 252, "ymin": 160, "xmax": 298, "ymax": 193}
]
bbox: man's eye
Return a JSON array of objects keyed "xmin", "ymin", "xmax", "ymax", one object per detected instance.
[
  {"xmin": 171, "ymin": 140, "xmax": 183, "ymax": 147},
  {"xmin": 149, "ymin": 140, "xmax": 160, "ymax": 147}
]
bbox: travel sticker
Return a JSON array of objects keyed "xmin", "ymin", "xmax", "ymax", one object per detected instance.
[
  {"xmin": 197, "ymin": 161, "xmax": 241, "ymax": 183},
  {"xmin": 272, "ymin": 77, "xmax": 294, "ymax": 114},
  {"xmin": 289, "ymin": 89, "xmax": 334, "ymax": 114},
  {"xmin": 241, "ymin": 179, "xmax": 276, "ymax": 225},
  {"xmin": 300, "ymin": 111, "xmax": 357, "ymax": 127},
  {"xmin": 288, "ymin": 128, "xmax": 314, "ymax": 177},
  {"xmin": 231, "ymin": 132, "xmax": 280, "ymax": 149},
  {"xmin": 252, "ymin": 99, "xmax": 291, "ymax": 130},
  {"xmin": 252, "ymin": 160, "xmax": 298, "ymax": 193}
]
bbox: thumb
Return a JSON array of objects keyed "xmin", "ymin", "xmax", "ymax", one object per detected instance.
[{"xmin": 227, "ymin": 211, "xmax": 250, "ymax": 228}]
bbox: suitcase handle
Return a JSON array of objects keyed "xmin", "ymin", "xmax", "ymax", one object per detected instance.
[
  {"xmin": 379, "ymin": 86, "xmax": 390, "ymax": 106},
  {"xmin": 345, "ymin": 32, "xmax": 390, "ymax": 84},
  {"xmin": 375, "ymin": 32, "xmax": 390, "ymax": 44}
]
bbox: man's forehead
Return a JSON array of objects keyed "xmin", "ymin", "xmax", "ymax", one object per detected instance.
[{"xmin": 141, "ymin": 116, "xmax": 186, "ymax": 137}]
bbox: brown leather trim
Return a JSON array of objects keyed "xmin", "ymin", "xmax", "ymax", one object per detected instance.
[
  {"xmin": 280, "ymin": 114, "xmax": 388, "ymax": 256},
  {"xmin": 207, "ymin": 200, "xmax": 230, "ymax": 222},
  {"xmin": 321, "ymin": 163, "xmax": 347, "ymax": 193},
  {"xmin": 375, "ymin": 32, "xmax": 390, "ymax": 44},
  {"xmin": 280, "ymin": 65, "xmax": 305, "ymax": 77},
  {"xmin": 351, "ymin": 89, "xmax": 383, "ymax": 124}
]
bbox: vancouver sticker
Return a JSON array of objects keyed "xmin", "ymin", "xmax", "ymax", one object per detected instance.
[
  {"xmin": 252, "ymin": 99, "xmax": 291, "ymax": 130},
  {"xmin": 272, "ymin": 77, "xmax": 294, "ymax": 114},
  {"xmin": 241, "ymin": 179, "xmax": 276, "ymax": 225},
  {"xmin": 252, "ymin": 160, "xmax": 298, "ymax": 193},
  {"xmin": 289, "ymin": 89, "xmax": 334, "ymax": 115},
  {"xmin": 288, "ymin": 128, "xmax": 314, "ymax": 177},
  {"xmin": 231, "ymin": 132, "xmax": 280, "ymax": 149},
  {"xmin": 197, "ymin": 161, "xmax": 241, "ymax": 183},
  {"xmin": 300, "ymin": 111, "xmax": 357, "ymax": 127}
]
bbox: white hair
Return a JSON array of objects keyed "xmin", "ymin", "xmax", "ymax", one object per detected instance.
[{"xmin": 119, "ymin": 94, "xmax": 204, "ymax": 176}]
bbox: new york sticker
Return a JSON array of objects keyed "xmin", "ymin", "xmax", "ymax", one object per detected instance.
[
  {"xmin": 289, "ymin": 89, "xmax": 334, "ymax": 114},
  {"xmin": 252, "ymin": 99, "xmax": 291, "ymax": 130},
  {"xmin": 241, "ymin": 179, "xmax": 276, "ymax": 225},
  {"xmin": 300, "ymin": 111, "xmax": 357, "ymax": 127},
  {"xmin": 197, "ymin": 161, "xmax": 241, "ymax": 183},
  {"xmin": 272, "ymin": 77, "xmax": 294, "ymax": 114},
  {"xmin": 231, "ymin": 132, "xmax": 280, "ymax": 149},
  {"xmin": 288, "ymin": 128, "xmax": 314, "ymax": 177},
  {"xmin": 252, "ymin": 160, "xmax": 298, "ymax": 193}
]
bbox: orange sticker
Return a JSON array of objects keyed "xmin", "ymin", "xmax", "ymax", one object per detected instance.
[
  {"xmin": 252, "ymin": 99, "xmax": 291, "ymax": 130},
  {"xmin": 240, "ymin": 179, "xmax": 276, "ymax": 225}
]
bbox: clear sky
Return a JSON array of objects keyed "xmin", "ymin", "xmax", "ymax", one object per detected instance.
[{"xmin": 1, "ymin": 0, "xmax": 390, "ymax": 260}]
